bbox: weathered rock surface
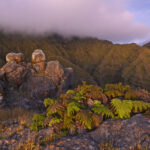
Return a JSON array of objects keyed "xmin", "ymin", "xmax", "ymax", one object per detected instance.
[
  {"xmin": 1, "ymin": 61, "xmax": 28, "ymax": 87},
  {"xmin": 32, "ymin": 49, "xmax": 46, "ymax": 63},
  {"xmin": 0, "ymin": 114, "xmax": 149, "ymax": 150},
  {"xmin": 0, "ymin": 50, "xmax": 73, "ymax": 110},
  {"xmin": 90, "ymin": 114, "xmax": 150, "ymax": 150},
  {"xmin": 6, "ymin": 52, "xmax": 24, "ymax": 63},
  {"xmin": 45, "ymin": 61, "xmax": 64, "ymax": 85},
  {"xmin": 19, "ymin": 76, "xmax": 56, "ymax": 101},
  {"xmin": 32, "ymin": 62, "xmax": 46, "ymax": 72}
]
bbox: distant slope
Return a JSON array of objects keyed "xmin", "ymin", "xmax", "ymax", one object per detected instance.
[
  {"xmin": 1, "ymin": 32, "xmax": 150, "ymax": 89},
  {"xmin": 143, "ymin": 42, "xmax": 150, "ymax": 49}
]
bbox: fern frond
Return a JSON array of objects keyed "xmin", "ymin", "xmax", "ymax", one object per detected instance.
[
  {"xmin": 30, "ymin": 114, "xmax": 45, "ymax": 131},
  {"xmin": 47, "ymin": 102, "xmax": 64, "ymax": 116},
  {"xmin": 67, "ymin": 102, "xmax": 80, "ymax": 117},
  {"xmin": 66, "ymin": 90, "xmax": 76, "ymax": 95},
  {"xmin": 63, "ymin": 113, "xmax": 74, "ymax": 129},
  {"xmin": 111, "ymin": 99, "xmax": 133, "ymax": 119},
  {"xmin": 44, "ymin": 98, "xmax": 56, "ymax": 107},
  {"xmin": 132, "ymin": 101, "xmax": 150, "ymax": 112},
  {"xmin": 91, "ymin": 114, "xmax": 102, "ymax": 128},
  {"xmin": 92, "ymin": 102, "xmax": 114, "ymax": 118},
  {"xmin": 49, "ymin": 116, "xmax": 62, "ymax": 126},
  {"xmin": 76, "ymin": 110, "xmax": 92, "ymax": 130},
  {"xmin": 71, "ymin": 91, "xmax": 86, "ymax": 101}
]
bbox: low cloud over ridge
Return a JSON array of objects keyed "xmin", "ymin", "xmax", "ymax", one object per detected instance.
[{"xmin": 0, "ymin": 0, "xmax": 149, "ymax": 42}]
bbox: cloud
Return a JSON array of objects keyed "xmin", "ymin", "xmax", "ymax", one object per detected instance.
[{"xmin": 0, "ymin": 0, "xmax": 149, "ymax": 42}]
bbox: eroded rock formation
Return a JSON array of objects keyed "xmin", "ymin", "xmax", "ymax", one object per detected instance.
[{"xmin": 0, "ymin": 49, "xmax": 73, "ymax": 110}]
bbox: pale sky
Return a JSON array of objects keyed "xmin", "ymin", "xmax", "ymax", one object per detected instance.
[{"xmin": 0, "ymin": 0, "xmax": 150, "ymax": 43}]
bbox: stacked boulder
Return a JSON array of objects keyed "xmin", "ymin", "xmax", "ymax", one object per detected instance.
[
  {"xmin": 0, "ymin": 49, "xmax": 73, "ymax": 109},
  {"xmin": 1, "ymin": 53, "xmax": 28, "ymax": 87}
]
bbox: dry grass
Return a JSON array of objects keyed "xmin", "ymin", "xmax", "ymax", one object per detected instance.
[
  {"xmin": 0, "ymin": 107, "xmax": 35, "ymax": 125},
  {"xmin": 99, "ymin": 142, "xmax": 118, "ymax": 150}
]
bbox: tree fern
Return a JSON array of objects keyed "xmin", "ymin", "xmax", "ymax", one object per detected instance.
[
  {"xmin": 67, "ymin": 102, "xmax": 80, "ymax": 117},
  {"xmin": 111, "ymin": 99, "xmax": 133, "ymax": 119},
  {"xmin": 92, "ymin": 100, "xmax": 114, "ymax": 118}
]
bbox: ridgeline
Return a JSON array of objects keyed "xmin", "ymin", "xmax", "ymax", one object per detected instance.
[{"xmin": 0, "ymin": 32, "xmax": 150, "ymax": 89}]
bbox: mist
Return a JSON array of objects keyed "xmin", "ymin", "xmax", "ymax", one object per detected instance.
[{"xmin": 0, "ymin": 0, "xmax": 149, "ymax": 42}]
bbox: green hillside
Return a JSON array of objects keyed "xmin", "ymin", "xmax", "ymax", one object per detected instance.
[{"xmin": 0, "ymin": 32, "xmax": 150, "ymax": 89}]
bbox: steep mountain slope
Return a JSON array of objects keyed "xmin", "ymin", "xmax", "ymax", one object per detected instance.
[
  {"xmin": 0, "ymin": 32, "xmax": 150, "ymax": 89},
  {"xmin": 144, "ymin": 42, "xmax": 150, "ymax": 49}
]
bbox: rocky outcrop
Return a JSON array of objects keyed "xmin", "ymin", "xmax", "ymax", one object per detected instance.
[
  {"xmin": 1, "ymin": 61, "xmax": 28, "ymax": 87},
  {"xmin": 90, "ymin": 114, "xmax": 150, "ymax": 150},
  {"xmin": 0, "ymin": 114, "xmax": 149, "ymax": 150},
  {"xmin": 0, "ymin": 50, "xmax": 73, "ymax": 110},
  {"xmin": 45, "ymin": 61, "xmax": 64, "ymax": 85},
  {"xmin": 19, "ymin": 76, "xmax": 56, "ymax": 101}
]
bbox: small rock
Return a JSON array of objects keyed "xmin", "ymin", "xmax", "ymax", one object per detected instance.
[
  {"xmin": 32, "ymin": 49, "xmax": 46, "ymax": 63},
  {"xmin": 6, "ymin": 52, "xmax": 24, "ymax": 63}
]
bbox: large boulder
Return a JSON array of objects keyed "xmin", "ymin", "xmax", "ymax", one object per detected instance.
[
  {"xmin": 6, "ymin": 53, "xmax": 24, "ymax": 63},
  {"xmin": 1, "ymin": 61, "xmax": 28, "ymax": 86},
  {"xmin": 19, "ymin": 76, "xmax": 56, "ymax": 101},
  {"xmin": 45, "ymin": 61, "xmax": 64, "ymax": 86},
  {"xmin": 32, "ymin": 49, "xmax": 46, "ymax": 63},
  {"xmin": 56, "ymin": 67, "xmax": 74, "ymax": 95},
  {"xmin": 90, "ymin": 114, "xmax": 150, "ymax": 150}
]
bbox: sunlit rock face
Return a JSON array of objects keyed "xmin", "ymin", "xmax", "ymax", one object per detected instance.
[
  {"xmin": 32, "ymin": 49, "xmax": 46, "ymax": 63},
  {"xmin": 6, "ymin": 53, "xmax": 24, "ymax": 63},
  {"xmin": 1, "ymin": 61, "xmax": 28, "ymax": 87},
  {"xmin": 0, "ymin": 50, "xmax": 74, "ymax": 110}
]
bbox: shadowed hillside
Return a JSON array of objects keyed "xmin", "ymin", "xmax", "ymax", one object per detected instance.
[
  {"xmin": 0, "ymin": 32, "xmax": 150, "ymax": 89},
  {"xmin": 144, "ymin": 42, "xmax": 150, "ymax": 49}
]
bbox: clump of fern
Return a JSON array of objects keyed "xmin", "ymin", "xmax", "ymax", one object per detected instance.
[{"xmin": 30, "ymin": 82, "xmax": 150, "ymax": 135}]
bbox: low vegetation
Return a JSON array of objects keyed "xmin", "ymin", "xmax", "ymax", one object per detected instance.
[{"xmin": 31, "ymin": 82, "xmax": 150, "ymax": 135}]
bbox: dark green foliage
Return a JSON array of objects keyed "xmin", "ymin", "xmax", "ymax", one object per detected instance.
[{"xmin": 31, "ymin": 83, "xmax": 150, "ymax": 133}]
